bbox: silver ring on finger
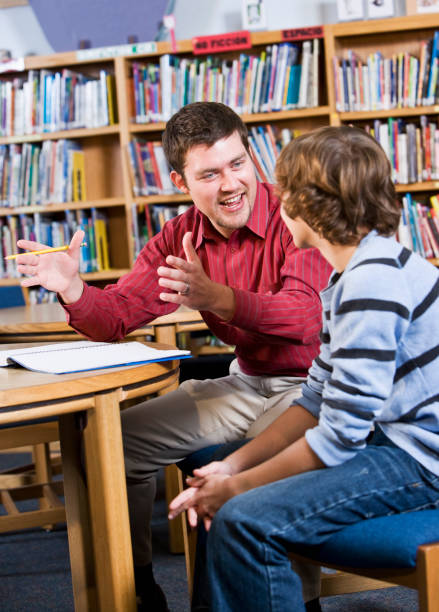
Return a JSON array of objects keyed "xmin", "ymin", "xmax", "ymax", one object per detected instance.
[{"xmin": 179, "ymin": 282, "xmax": 190, "ymax": 296}]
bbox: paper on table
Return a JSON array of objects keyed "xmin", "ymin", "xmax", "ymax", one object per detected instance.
[{"xmin": 0, "ymin": 341, "xmax": 191, "ymax": 374}]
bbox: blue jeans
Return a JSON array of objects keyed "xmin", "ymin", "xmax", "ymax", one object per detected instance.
[{"xmin": 207, "ymin": 428, "xmax": 439, "ymax": 612}]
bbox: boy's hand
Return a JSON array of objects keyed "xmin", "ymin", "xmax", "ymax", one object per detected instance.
[{"xmin": 168, "ymin": 473, "xmax": 234, "ymax": 530}]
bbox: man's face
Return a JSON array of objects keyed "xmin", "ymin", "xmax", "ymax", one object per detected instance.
[{"xmin": 171, "ymin": 131, "xmax": 257, "ymax": 238}]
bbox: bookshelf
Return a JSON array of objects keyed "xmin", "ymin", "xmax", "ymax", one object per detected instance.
[
  {"xmin": 326, "ymin": 13, "xmax": 439, "ymax": 262},
  {"xmin": 0, "ymin": 26, "xmax": 331, "ymax": 291},
  {"xmin": 2, "ymin": 14, "xmax": 439, "ymax": 295}
]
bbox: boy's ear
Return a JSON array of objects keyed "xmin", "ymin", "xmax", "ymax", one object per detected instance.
[{"xmin": 170, "ymin": 170, "xmax": 189, "ymax": 194}]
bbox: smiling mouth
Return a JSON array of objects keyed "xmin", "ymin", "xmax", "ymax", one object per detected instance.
[{"xmin": 220, "ymin": 193, "xmax": 244, "ymax": 208}]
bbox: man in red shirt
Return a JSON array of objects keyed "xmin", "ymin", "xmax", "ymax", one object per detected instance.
[{"xmin": 17, "ymin": 102, "xmax": 331, "ymax": 612}]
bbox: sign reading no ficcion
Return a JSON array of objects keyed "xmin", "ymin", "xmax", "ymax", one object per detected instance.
[{"xmin": 192, "ymin": 31, "xmax": 252, "ymax": 55}]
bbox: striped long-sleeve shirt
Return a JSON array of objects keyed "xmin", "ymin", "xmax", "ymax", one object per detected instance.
[
  {"xmin": 63, "ymin": 182, "xmax": 332, "ymax": 377},
  {"xmin": 298, "ymin": 231, "xmax": 439, "ymax": 476}
]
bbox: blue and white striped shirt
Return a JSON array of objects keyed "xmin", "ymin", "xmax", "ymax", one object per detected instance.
[{"xmin": 298, "ymin": 231, "xmax": 439, "ymax": 476}]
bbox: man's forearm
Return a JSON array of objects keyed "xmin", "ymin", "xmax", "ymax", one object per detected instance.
[{"xmin": 226, "ymin": 405, "xmax": 318, "ymax": 474}]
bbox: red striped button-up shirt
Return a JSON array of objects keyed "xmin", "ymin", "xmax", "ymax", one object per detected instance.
[{"xmin": 63, "ymin": 182, "xmax": 332, "ymax": 377}]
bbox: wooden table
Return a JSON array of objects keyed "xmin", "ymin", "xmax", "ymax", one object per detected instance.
[
  {"xmin": 0, "ymin": 345, "xmax": 180, "ymax": 611},
  {"xmin": 0, "ymin": 302, "xmax": 207, "ymax": 346}
]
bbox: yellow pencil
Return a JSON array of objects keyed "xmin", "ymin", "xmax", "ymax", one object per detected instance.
[{"xmin": 4, "ymin": 242, "xmax": 87, "ymax": 260}]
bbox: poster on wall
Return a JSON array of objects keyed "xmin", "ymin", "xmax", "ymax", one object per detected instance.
[
  {"xmin": 406, "ymin": 0, "xmax": 439, "ymax": 13},
  {"xmin": 241, "ymin": 0, "xmax": 267, "ymax": 30},
  {"xmin": 367, "ymin": 0, "xmax": 395, "ymax": 18},
  {"xmin": 336, "ymin": 0, "xmax": 365, "ymax": 21}
]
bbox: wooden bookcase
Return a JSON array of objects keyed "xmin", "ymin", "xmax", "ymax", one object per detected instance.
[
  {"xmin": 325, "ymin": 13, "xmax": 439, "ymax": 266},
  {"xmin": 2, "ymin": 13, "xmax": 439, "ymax": 292}
]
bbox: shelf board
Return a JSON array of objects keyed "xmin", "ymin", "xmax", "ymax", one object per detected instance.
[
  {"xmin": 395, "ymin": 182, "xmax": 439, "ymax": 193},
  {"xmin": 339, "ymin": 106, "xmax": 439, "ymax": 121},
  {"xmin": 0, "ymin": 268, "xmax": 131, "ymax": 287},
  {"xmin": 134, "ymin": 194, "xmax": 192, "ymax": 205},
  {"xmin": 81, "ymin": 269, "xmax": 131, "ymax": 281},
  {"xmin": 241, "ymin": 106, "xmax": 331, "ymax": 122},
  {"xmin": 0, "ymin": 124, "xmax": 120, "ymax": 145},
  {"xmin": 129, "ymin": 107, "xmax": 331, "ymax": 133},
  {"xmin": 194, "ymin": 345, "xmax": 235, "ymax": 355},
  {"xmin": 129, "ymin": 122, "xmax": 167, "ymax": 133},
  {"xmin": 332, "ymin": 13, "xmax": 439, "ymax": 38},
  {"xmin": 0, "ymin": 197, "xmax": 126, "ymax": 217}
]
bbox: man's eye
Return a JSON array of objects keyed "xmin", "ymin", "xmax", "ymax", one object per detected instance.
[{"xmin": 233, "ymin": 160, "xmax": 243, "ymax": 168}]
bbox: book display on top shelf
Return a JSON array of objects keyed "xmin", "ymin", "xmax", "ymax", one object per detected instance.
[
  {"xmin": 333, "ymin": 30, "xmax": 439, "ymax": 112},
  {"xmin": 129, "ymin": 37, "xmax": 322, "ymax": 124}
]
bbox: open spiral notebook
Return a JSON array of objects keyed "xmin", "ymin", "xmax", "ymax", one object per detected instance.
[{"xmin": 0, "ymin": 341, "xmax": 191, "ymax": 375}]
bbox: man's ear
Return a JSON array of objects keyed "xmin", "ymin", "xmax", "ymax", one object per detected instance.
[{"xmin": 170, "ymin": 170, "xmax": 189, "ymax": 194}]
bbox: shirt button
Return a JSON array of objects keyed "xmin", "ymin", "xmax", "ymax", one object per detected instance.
[{"xmin": 231, "ymin": 248, "xmax": 236, "ymax": 253}]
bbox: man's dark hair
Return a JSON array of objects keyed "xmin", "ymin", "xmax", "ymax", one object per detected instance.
[
  {"xmin": 162, "ymin": 102, "xmax": 249, "ymax": 177},
  {"xmin": 276, "ymin": 125, "xmax": 400, "ymax": 245}
]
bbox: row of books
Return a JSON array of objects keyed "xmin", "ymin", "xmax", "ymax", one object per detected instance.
[
  {"xmin": 334, "ymin": 32, "xmax": 439, "ymax": 112},
  {"xmin": 0, "ymin": 207, "xmax": 110, "ymax": 279},
  {"xmin": 248, "ymin": 124, "xmax": 297, "ymax": 184},
  {"xmin": 0, "ymin": 69, "xmax": 117, "ymax": 137},
  {"xmin": 131, "ymin": 39, "xmax": 320, "ymax": 123},
  {"xmin": 127, "ymin": 138, "xmax": 178, "ymax": 196},
  {"xmin": 364, "ymin": 116, "xmax": 439, "ymax": 184},
  {"xmin": 27, "ymin": 286, "xmax": 58, "ymax": 304},
  {"xmin": 0, "ymin": 140, "xmax": 86, "ymax": 208},
  {"xmin": 132, "ymin": 202, "xmax": 191, "ymax": 259},
  {"xmin": 397, "ymin": 193, "xmax": 439, "ymax": 259}
]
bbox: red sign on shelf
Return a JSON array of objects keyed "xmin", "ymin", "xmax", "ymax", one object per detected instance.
[
  {"xmin": 192, "ymin": 30, "xmax": 252, "ymax": 55},
  {"xmin": 282, "ymin": 26, "xmax": 324, "ymax": 42}
]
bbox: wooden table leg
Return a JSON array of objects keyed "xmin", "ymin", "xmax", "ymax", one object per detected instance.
[
  {"xmin": 59, "ymin": 413, "xmax": 98, "ymax": 611},
  {"xmin": 83, "ymin": 390, "xmax": 136, "ymax": 612}
]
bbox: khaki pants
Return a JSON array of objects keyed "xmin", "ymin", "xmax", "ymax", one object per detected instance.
[{"xmin": 122, "ymin": 359, "xmax": 320, "ymax": 600}]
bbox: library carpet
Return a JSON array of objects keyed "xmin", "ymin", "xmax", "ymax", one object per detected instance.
[{"xmin": 0, "ymin": 453, "xmax": 419, "ymax": 612}]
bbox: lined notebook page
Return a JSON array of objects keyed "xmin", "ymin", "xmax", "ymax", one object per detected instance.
[
  {"xmin": 0, "ymin": 341, "xmax": 104, "ymax": 367},
  {"xmin": 1, "ymin": 341, "xmax": 190, "ymax": 374}
]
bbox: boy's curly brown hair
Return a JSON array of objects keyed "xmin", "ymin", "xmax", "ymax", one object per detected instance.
[{"xmin": 275, "ymin": 126, "xmax": 400, "ymax": 245}]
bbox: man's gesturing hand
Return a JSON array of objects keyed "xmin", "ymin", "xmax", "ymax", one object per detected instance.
[
  {"xmin": 16, "ymin": 229, "xmax": 85, "ymax": 304},
  {"xmin": 157, "ymin": 232, "xmax": 236, "ymax": 320}
]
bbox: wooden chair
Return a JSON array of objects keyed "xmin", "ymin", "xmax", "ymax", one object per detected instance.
[
  {"xmin": 0, "ymin": 419, "xmax": 65, "ymax": 532},
  {"xmin": 0, "ymin": 287, "xmax": 65, "ymax": 531},
  {"xmin": 177, "ymin": 445, "xmax": 439, "ymax": 611},
  {"xmin": 289, "ymin": 509, "xmax": 439, "ymax": 611}
]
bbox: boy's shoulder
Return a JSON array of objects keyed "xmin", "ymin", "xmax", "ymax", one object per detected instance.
[{"xmin": 338, "ymin": 232, "xmax": 438, "ymax": 302}]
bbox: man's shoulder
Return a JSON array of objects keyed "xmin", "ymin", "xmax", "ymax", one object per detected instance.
[{"xmin": 260, "ymin": 182, "xmax": 280, "ymax": 209}]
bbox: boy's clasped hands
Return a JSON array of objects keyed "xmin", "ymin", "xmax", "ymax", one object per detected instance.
[{"xmin": 169, "ymin": 459, "xmax": 235, "ymax": 530}]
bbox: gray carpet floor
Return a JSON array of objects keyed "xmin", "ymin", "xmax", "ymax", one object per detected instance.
[{"xmin": 0, "ymin": 457, "xmax": 419, "ymax": 611}]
